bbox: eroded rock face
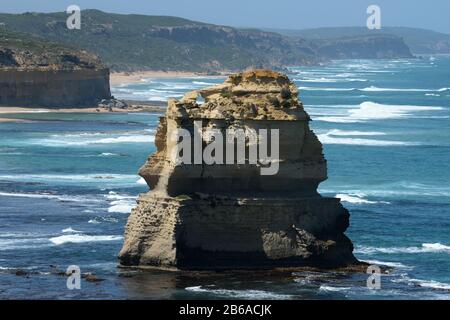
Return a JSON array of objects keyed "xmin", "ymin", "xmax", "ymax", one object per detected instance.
[
  {"xmin": 0, "ymin": 32, "xmax": 110, "ymax": 107},
  {"xmin": 119, "ymin": 69, "xmax": 358, "ymax": 270}
]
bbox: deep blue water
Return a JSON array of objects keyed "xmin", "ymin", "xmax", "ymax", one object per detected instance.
[{"xmin": 0, "ymin": 56, "xmax": 449, "ymax": 299}]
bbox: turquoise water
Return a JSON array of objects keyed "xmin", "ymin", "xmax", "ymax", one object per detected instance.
[{"xmin": 0, "ymin": 56, "xmax": 449, "ymax": 299}]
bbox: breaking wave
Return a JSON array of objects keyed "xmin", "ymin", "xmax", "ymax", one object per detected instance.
[
  {"xmin": 62, "ymin": 227, "xmax": 82, "ymax": 234},
  {"xmin": 0, "ymin": 191, "xmax": 102, "ymax": 203},
  {"xmin": 336, "ymin": 193, "xmax": 390, "ymax": 204},
  {"xmin": 185, "ymin": 286, "xmax": 293, "ymax": 299},
  {"xmin": 108, "ymin": 200, "xmax": 136, "ymax": 213},
  {"xmin": 0, "ymin": 174, "xmax": 141, "ymax": 185},
  {"xmin": 314, "ymin": 101, "xmax": 443, "ymax": 123},
  {"xmin": 298, "ymin": 86, "xmax": 450, "ymax": 93},
  {"xmin": 37, "ymin": 132, "xmax": 155, "ymax": 146},
  {"xmin": 355, "ymin": 243, "xmax": 450, "ymax": 255},
  {"xmin": 325, "ymin": 129, "xmax": 386, "ymax": 136},
  {"xmin": 296, "ymin": 77, "xmax": 367, "ymax": 83},
  {"xmin": 318, "ymin": 132, "xmax": 413, "ymax": 146},
  {"xmin": 361, "ymin": 259, "xmax": 412, "ymax": 269},
  {"xmin": 392, "ymin": 275, "xmax": 450, "ymax": 290},
  {"xmin": 106, "ymin": 191, "xmax": 136, "ymax": 213},
  {"xmin": 320, "ymin": 182, "xmax": 450, "ymax": 198},
  {"xmin": 319, "ymin": 285, "xmax": 351, "ymax": 292},
  {"xmin": 49, "ymin": 234, "xmax": 123, "ymax": 245}
]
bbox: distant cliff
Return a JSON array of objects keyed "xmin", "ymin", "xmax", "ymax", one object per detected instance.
[
  {"xmin": 270, "ymin": 26, "xmax": 448, "ymax": 54},
  {"xmin": 312, "ymin": 34, "xmax": 413, "ymax": 59},
  {"xmin": 0, "ymin": 10, "xmax": 414, "ymax": 73},
  {"xmin": 0, "ymin": 29, "xmax": 110, "ymax": 107}
]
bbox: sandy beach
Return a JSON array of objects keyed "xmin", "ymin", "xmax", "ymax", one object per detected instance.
[
  {"xmin": 0, "ymin": 70, "xmax": 228, "ymax": 121},
  {"xmin": 110, "ymin": 70, "xmax": 213, "ymax": 86},
  {"xmin": 0, "ymin": 105, "xmax": 166, "ymax": 123}
]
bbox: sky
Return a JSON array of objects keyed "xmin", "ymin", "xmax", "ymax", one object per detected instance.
[{"xmin": 2, "ymin": 0, "xmax": 450, "ymax": 34}]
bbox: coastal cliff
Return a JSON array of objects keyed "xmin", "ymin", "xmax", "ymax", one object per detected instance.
[
  {"xmin": 0, "ymin": 30, "xmax": 110, "ymax": 107},
  {"xmin": 313, "ymin": 34, "xmax": 413, "ymax": 59},
  {"xmin": 0, "ymin": 10, "xmax": 414, "ymax": 72},
  {"xmin": 119, "ymin": 70, "xmax": 359, "ymax": 270}
]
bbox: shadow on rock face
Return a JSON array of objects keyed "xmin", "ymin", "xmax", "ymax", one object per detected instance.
[{"xmin": 119, "ymin": 69, "xmax": 360, "ymax": 271}]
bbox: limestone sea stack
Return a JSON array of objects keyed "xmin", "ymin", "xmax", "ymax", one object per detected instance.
[{"xmin": 119, "ymin": 69, "xmax": 359, "ymax": 270}]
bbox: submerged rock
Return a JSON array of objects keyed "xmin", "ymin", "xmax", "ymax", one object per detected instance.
[
  {"xmin": 98, "ymin": 98, "xmax": 128, "ymax": 110},
  {"xmin": 119, "ymin": 69, "xmax": 359, "ymax": 270}
]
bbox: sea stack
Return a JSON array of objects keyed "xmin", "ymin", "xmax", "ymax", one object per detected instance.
[{"xmin": 119, "ymin": 69, "xmax": 358, "ymax": 270}]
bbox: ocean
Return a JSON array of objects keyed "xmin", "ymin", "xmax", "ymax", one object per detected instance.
[{"xmin": 0, "ymin": 56, "xmax": 449, "ymax": 299}]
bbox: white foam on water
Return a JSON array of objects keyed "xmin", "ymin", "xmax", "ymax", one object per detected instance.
[
  {"xmin": 193, "ymin": 81, "xmax": 216, "ymax": 85},
  {"xmin": 348, "ymin": 102, "xmax": 443, "ymax": 120},
  {"xmin": 360, "ymin": 86, "xmax": 434, "ymax": 92},
  {"xmin": 315, "ymin": 101, "xmax": 443, "ymax": 123},
  {"xmin": 105, "ymin": 192, "xmax": 137, "ymax": 213},
  {"xmin": 298, "ymin": 77, "xmax": 339, "ymax": 83},
  {"xmin": 0, "ymin": 110, "xmax": 50, "ymax": 114},
  {"xmin": 36, "ymin": 131, "xmax": 155, "ymax": 146},
  {"xmin": 185, "ymin": 286, "xmax": 292, "ymax": 299},
  {"xmin": 298, "ymin": 86, "xmax": 449, "ymax": 93},
  {"xmin": 0, "ymin": 191, "xmax": 102, "ymax": 203},
  {"xmin": 314, "ymin": 116, "xmax": 360, "ymax": 123},
  {"xmin": 355, "ymin": 243, "xmax": 450, "ymax": 255},
  {"xmin": 88, "ymin": 217, "xmax": 119, "ymax": 224},
  {"xmin": 105, "ymin": 191, "xmax": 136, "ymax": 200},
  {"xmin": 318, "ymin": 133, "xmax": 412, "ymax": 146},
  {"xmin": 0, "ymin": 173, "xmax": 139, "ymax": 183},
  {"xmin": 298, "ymin": 86, "xmax": 355, "ymax": 92},
  {"xmin": 392, "ymin": 275, "xmax": 450, "ymax": 290},
  {"xmin": 327, "ymin": 129, "xmax": 386, "ymax": 136},
  {"xmin": 322, "ymin": 185, "xmax": 450, "ymax": 198},
  {"xmin": 137, "ymin": 177, "xmax": 147, "ymax": 185},
  {"xmin": 100, "ymin": 152, "xmax": 118, "ymax": 156},
  {"xmin": 0, "ymin": 266, "xmax": 12, "ymax": 270},
  {"xmin": 52, "ymin": 135, "xmax": 153, "ymax": 145},
  {"xmin": 362, "ymin": 259, "xmax": 412, "ymax": 269},
  {"xmin": 49, "ymin": 234, "xmax": 123, "ymax": 245},
  {"xmin": 62, "ymin": 227, "xmax": 82, "ymax": 234},
  {"xmin": 407, "ymin": 279, "xmax": 450, "ymax": 290},
  {"xmin": 319, "ymin": 285, "xmax": 351, "ymax": 292},
  {"xmin": 0, "ymin": 237, "xmax": 52, "ymax": 251},
  {"xmin": 108, "ymin": 200, "xmax": 136, "ymax": 213},
  {"xmin": 298, "ymin": 77, "xmax": 367, "ymax": 83},
  {"xmin": 336, "ymin": 193, "xmax": 387, "ymax": 204}
]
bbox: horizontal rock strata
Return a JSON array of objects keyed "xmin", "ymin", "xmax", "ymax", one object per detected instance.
[
  {"xmin": 119, "ymin": 69, "xmax": 359, "ymax": 270},
  {"xmin": 0, "ymin": 68, "xmax": 110, "ymax": 107},
  {"xmin": 0, "ymin": 30, "xmax": 110, "ymax": 107}
]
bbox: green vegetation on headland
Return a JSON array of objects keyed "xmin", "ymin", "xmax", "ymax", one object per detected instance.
[
  {"xmin": 0, "ymin": 10, "xmax": 415, "ymax": 73},
  {"xmin": 0, "ymin": 28, "xmax": 105, "ymax": 70}
]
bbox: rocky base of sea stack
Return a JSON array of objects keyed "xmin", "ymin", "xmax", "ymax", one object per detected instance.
[{"xmin": 119, "ymin": 194, "xmax": 358, "ymax": 270}]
